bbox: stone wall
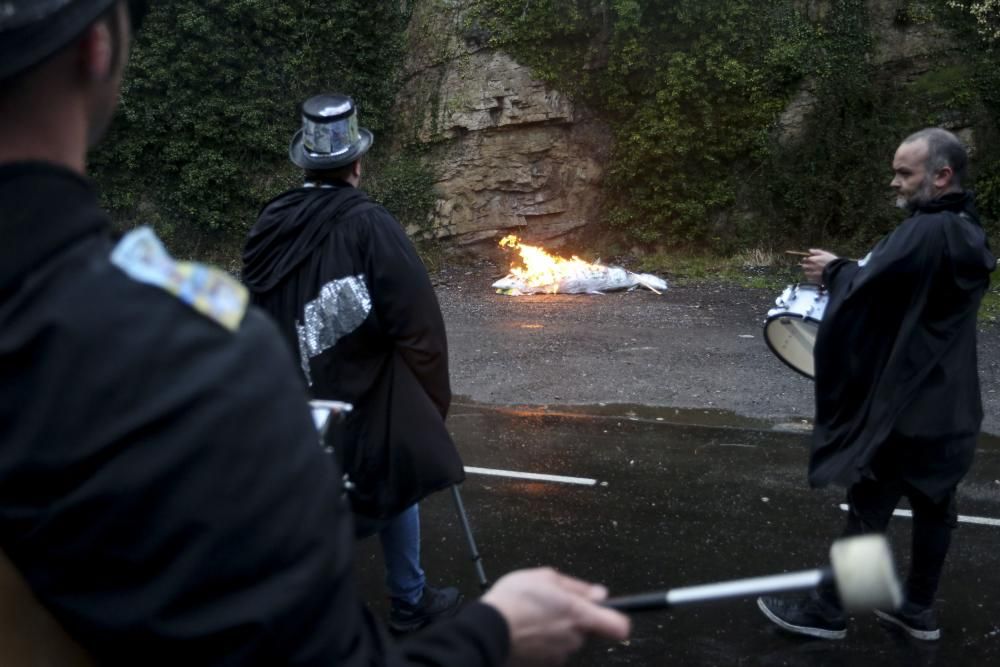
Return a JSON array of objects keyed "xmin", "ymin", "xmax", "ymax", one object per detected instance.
[{"xmin": 394, "ymin": 0, "xmax": 611, "ymax": 246}]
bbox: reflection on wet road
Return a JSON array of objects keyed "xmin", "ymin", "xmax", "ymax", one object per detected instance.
[{"xmin": 356, "ymin": 404, "xmax": 1000, "ymax": 666}]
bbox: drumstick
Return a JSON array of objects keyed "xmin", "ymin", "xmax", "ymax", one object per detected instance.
[
  {"xmin": 784, "ymin": 250, "xmax": 810, "ymax": 257},
  {"xmin": 604, "ymin": 534, "xmax": 901, "ymax": 613}
]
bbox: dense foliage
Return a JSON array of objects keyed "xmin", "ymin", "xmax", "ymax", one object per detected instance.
[
  {"xmin": 949, "ymin": 0, "xmax": 1000, "ymax": 41},
  {"xmin": 93, "ymin": 1, "xmax": 1000, "ymax": 261},
  {"xmin": 470, "ymin": 0, "xmax": 1000, "ymax": 255},
  {"xmin": 91, "ymin": 0, "xmax": 419, "ymax": 264}
]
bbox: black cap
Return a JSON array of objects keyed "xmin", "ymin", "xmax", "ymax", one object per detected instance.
[{"xmin": 0, "ymin": 0, "xmax": 120, "ymax": 80}]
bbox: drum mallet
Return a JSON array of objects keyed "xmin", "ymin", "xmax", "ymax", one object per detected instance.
[{"xmin": 604, "ymin": 534, "xmax": 902, "ymax": 613}]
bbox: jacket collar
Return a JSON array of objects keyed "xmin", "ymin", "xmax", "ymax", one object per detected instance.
[
  {"xmin": 0, "ymin": 162, "xmax": 109, "ymax": 289},
  {"xmin": 914, "ymin": 190, "xmax": 973, "ymax": 216}
]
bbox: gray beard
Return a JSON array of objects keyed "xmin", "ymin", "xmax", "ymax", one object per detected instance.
[{"xmin": 896, "ymin": 178, "xmax": 935, "ymax": 213}]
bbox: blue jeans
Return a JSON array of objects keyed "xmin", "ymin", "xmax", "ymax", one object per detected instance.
[{"xmin": 356, "ymin": 504, "xmax": 425, "ymax": 604}]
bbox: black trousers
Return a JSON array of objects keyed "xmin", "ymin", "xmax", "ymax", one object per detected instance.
[{"xmin": 821, "ymin": 472, "xmax": 959, "ymax": 609}]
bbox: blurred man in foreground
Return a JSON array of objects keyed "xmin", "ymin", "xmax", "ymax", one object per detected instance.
[{"xmin": 0, "ymin": 1, "xmax": 630, "ymax": 664}]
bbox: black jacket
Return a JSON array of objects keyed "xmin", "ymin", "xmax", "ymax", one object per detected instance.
[
  {"xmin": 811, "ymin": 192, "xmax": 996, "ymax": 500},
  {"xmin": 243, "ymin": 182, "xmax": 464, "ymax": 519},
  {"xmin": 0, "ymin": 163, "xmax": 507, "ymax": 666}
]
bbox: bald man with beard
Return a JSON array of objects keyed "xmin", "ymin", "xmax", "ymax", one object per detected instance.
[{"xmin": 759, "ymin": 128, "xmax": 996, "ymax": 642}]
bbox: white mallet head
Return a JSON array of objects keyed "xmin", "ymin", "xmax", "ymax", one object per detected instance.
[{"xmin": 829, "ymin": 534, "xmax": 902, "ymax": 612}]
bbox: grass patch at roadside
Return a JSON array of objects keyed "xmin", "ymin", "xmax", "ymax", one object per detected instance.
[
  {"xmin": 633, "ymin": 247, "xmax": 800, "ymax": 291},
  {"xmin": 635, "ymin": 248, "xmax": 999, "ymax": 326},
  {"xmin": 422, "ymin": 237, "xmax": 999, "ymax": 327},
  {"xmin": 415, "ymin": 240, "xmax": 448, "ymax": 275}
]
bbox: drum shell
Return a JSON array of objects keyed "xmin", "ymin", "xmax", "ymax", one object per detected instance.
[{"xmin": 764, "ymin": 284, "xmax": 828, "ymax": 379}]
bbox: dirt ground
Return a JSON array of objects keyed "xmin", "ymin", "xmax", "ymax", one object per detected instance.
[{"xmin": 434, "ymin": 265, "xmax": 1000, "ymax": 436}]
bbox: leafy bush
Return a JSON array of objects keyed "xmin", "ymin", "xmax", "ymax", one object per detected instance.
[
  {"xmin": 91, "ymin": 0, "xmax": 1000, "ymax": 260},
  {"xmin": 365, "ymin": 152, "xmax": 439, "ymax": 235},
  {"xmin": 91, "ymin": 0, "xmax": 416, "ymax": 262},
  {"xmin": 470, "ymin": 0, "xmax": 1000, "ymax": 254}
]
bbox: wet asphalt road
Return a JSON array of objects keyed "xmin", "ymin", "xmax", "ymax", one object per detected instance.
[
  {"xmin": 435, "ymin": 276, "xmax": 1000, "ymax": 436},
  {"xmin": 357, "ymin": 404, "xmax": 1000, "ymax": 666},
  {"xmin": 356, "ymin": 275, "xmax": 1000, "ymax": 664}
]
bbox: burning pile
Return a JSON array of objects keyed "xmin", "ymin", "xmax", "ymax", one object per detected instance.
[{"xmin": 492, "ymin": 235, "xmax": 668, "ymax": 296}]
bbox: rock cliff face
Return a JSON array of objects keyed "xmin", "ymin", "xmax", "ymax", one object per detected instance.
[
  {"xmin": 776, "ymin": 1, "xmax": 966, "ymax": 145},
  {"xmin": 397, "ymin": 0, "xmax": 969, "ymax": 247},
  {"xmin": 776, "ymin": 1, "xmax": 971, "ymax": 146},
  {"xmin": 394, "ymin": 1, "xmax": 610, "ymax": 247}
]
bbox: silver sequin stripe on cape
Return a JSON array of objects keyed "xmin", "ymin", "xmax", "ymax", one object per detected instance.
[{"xmin": 296, "ymin": 276, "xmax": 372, "ymax": 385}]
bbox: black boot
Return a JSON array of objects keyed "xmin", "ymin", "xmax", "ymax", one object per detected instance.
[
  {"xmin": 757, "ymin": 593, "xmax": 848, "ymax": 640},
  {"xmin": 874, "ymin": 601, "xmax": 940, "ymax": 641},
  {"xmin": 389, "ymin": 585, "xmax": 463, "ymax": 634}
]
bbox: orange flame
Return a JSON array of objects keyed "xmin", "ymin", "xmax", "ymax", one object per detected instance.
[{"xmin": 498, "ymin": 235, "xmax": 601, "ymax": 294}]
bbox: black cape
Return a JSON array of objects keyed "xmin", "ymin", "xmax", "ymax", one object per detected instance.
[
  {"xmin": 243, "ymin": 182, "xmax": 464, "ymax": 519},
  {"xmin": 0, "ymin": 163, "xmax": 508, "ymax": 665},
  {"xmin": 811, "ymin": 192, "xmax": 996, "ymax": 500}
]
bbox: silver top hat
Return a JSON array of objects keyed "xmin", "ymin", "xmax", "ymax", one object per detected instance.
[{"xmin": 289, "ymin": 93, "xmax": 373, "ymax": 171}]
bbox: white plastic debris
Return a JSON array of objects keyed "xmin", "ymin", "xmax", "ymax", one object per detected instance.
[{"xmin": 493, "ymin": 265, "xmax": 668, "ymax": 296}]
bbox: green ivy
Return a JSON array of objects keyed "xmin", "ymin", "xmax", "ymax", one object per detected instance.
[
  {"xmin": 91, "ymin": 1, "xmax": 1000, "ymax": 259},
  {"xmin": 895, "ymin": 0, "xmax": 937, "ymax": 26},
  {"xmin": 364, "ymin": 152, "xmax": 438, "ymax": 235},
  {"xmin": 91, "ymin": 0, "xmax": 420, "ymax": 264},
  {"xmin": 469, "ymin": 0, "xmax": 1000, "ymax": 253}
]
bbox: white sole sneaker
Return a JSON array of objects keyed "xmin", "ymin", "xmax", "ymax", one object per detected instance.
[
  {"xmin": 874, "ymin": 609, "xmax": 941, "ymax": 641},
  {"xmin": 757, "ymin": 598, "xmax": 847, "ymax": 640}
]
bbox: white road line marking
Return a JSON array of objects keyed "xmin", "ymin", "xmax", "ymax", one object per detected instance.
[
  {"xmin": 465, "ymin": 466, "xmax": 598, "ymax": 486},
  {"xmin": 838, "ymin": 504, "xmax": 1000, "ymax": 527}
]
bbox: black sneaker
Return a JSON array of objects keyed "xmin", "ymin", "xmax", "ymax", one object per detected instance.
[
  {"xmin": 757, "ymin": 594, "xmax": 848, "ymax": 640},
  {"xmin": 874, "ymin": 601, "xmax": 941, "ymax": 641},
  {"xmin": 389, "ymin": 585, "xmax": 463, "ymax": 634}
]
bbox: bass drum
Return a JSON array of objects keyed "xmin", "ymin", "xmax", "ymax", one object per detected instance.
[{"xmin": 764, "ymin": 283, "xmax": 828, "ymax": 379}]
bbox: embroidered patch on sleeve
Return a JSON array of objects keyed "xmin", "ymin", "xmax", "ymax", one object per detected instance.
[{"xmin": 111, "ymin": 227, "xmax": 249, "ymax": 332}]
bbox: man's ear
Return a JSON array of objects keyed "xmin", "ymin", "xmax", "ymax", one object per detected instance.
[
  {"xmin": 77, "ymin": 21, "xmax": 114, "ymax": 81},
  {"xmin": 352, "ymin": 160, "xmax": 363, "ymax": 180},
  {"xmin": 933, "ymin": 165, "xmax": 955, "ymax": 191}
]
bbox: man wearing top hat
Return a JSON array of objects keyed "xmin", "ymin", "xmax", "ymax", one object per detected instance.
[
  {"xmin": 0, "ymin": 1, "xmax": 629, "ymax": 663},
  {"xmin": 242, "ymin": 95, "xmax": 465, "ymax": 633}
]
